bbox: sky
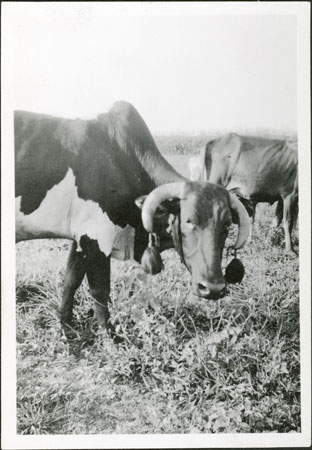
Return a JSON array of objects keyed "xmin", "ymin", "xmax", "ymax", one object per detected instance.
[{"xmin": 3, "ymin": 3, "xmax": 298, "ymax": 134}]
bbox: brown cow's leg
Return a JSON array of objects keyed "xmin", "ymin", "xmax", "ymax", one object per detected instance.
[
  {"xmin": 247, "ymin": 202, "xmax": 257, "ymax": 242},
  {"xmin": 272, "ymin": 199, "xmax": 283, "ymax": 228},
  {"xmin": 283, "ymin": 195, "xmax": 296, "ymax": 253},
  {"xmin": 59, "ymin": 242, "xmax": 86, "ymax": 325}
]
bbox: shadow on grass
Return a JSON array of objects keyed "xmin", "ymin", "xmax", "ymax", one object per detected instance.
[{"xmin": 16, "ymin": 282, "xmax": 47, "ymax": 306}]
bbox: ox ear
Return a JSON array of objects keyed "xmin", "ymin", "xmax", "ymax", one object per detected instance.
[
  {"xmin": 135, "ymin": 195, "xmax": 148, "ymax": 210},
  {"xmin": 136, "ymin": 195, "xmax": 180, "ymax": 236}
]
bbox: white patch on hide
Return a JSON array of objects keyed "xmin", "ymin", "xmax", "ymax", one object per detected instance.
[
  {"xmin": 111, "ymin": 225, "xmax": 135, "ymax": 260},
  {"xmin": 16, "ymin": 168, "xmax": 123, "ymax": 256}
]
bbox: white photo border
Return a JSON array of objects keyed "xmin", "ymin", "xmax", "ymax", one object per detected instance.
[{"xmin": 1, "ymin": 2, "xmax": 311, "ymax": 448}]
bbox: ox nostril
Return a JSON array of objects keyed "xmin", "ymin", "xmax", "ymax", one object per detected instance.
[
  {"xmin": 198, "ymin": 282, "xmax": 209, "ymax": 292},
  {"xmin": 219, "ymin": 286, "xmax": 226, "ymax": 297},
  {"xmin": 196, "ymin": 281, "xmax": 226, "ymax": 299}
]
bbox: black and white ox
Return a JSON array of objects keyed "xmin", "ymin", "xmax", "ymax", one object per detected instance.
[
  {"xmin": 189, "ymin": 133, "xmax": 298, "ymax": 253},
  {"xmin": 15, "ymin": 102, "xmax": 250, "ymax": 338}
]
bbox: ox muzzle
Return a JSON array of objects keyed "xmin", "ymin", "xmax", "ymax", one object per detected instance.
[{"xmin": 194, "ymin": 280, "xmax": 226, "ymax": 300}]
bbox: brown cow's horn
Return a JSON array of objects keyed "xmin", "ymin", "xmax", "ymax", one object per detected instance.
[
  {"xmin": 141, "ymin": 183, "xmax": 184, "ymax": 232},
  {"xmin": 229, "ymin": 193, "xmax": 250, "ymax": 249}
]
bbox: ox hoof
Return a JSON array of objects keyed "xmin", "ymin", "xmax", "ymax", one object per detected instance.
[
  {"xmin": 60, "ymin": 322, "xmax": 80, "ymax": 341},
  {"xmin": 98, "ymin": 327, "xmax": 123, "ymax": 344},
  {"xmin": 97, "ymin": 320, "xmax": 123, "ymax": 344},
  {"xmin": 58, "ymin": 309, "xmax": 73, "ymax": 324},
  {"xmin": 105, "ymin": 324, "xmax": 123, "ymax": 344},
  {"xmin": 284, "ymin": 249, "xmax": 298, "ymax": 257},
  {"xmin": 111, "ymin": 333, "xmax": 123, "ymax": 344},
  {"xmin": 59, "ymin": 311, "xmax": 77, "ymax": 339}
]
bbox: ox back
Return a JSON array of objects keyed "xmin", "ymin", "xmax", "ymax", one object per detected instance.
[
  {"xmin": 15, "ymin": 102, "xmax": 181, "ymax": 253},
  {"xmin": 202, "ymin": 133, "xmax": 298, "ymax": 252}
]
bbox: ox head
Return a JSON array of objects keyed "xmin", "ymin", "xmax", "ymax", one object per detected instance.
[{"xmin": 136, "ymin": 181, "xmax": 250, "ymax": 300}]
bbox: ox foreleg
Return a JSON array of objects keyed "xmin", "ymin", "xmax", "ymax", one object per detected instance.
[
  {"xmin": 247, "ymin": 202, "xmax": 257, "ymax": 242},
  {"xmin": 84, "ymin": 240, "xmax": 118, "ymax": 339},
  {"xmin": 59, "ymin": 242, "xmax": 86, "ymax": 325},
  {"xmin": 236, "ymin": 198, "xmax": 256, "ymax": 243},
  {"xmin": 272, "ymin": 199, "xmax": 283, "ymax": 228},
  {"xmin": 283, "ymin": 195, "xmax": 297, "ymax": 254}
]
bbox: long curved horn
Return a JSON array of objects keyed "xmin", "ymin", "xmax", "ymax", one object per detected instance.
[
  {"xmin": 141, "ymin": 183, "xmax": 185, "ymax": 232},
  {"xmin": 229, "ymin": 193, "xmax": 250, "ymax": 249}
]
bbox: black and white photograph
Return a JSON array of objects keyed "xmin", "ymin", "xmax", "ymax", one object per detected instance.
[{"xmin": 1, "ymin": 2, "xmax": 311, "ymax": 449}]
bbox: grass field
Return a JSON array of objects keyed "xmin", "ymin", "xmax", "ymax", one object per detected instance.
[{"xmin": 16, "ymin": 141, "xmax": 300, "ymax": 434}]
